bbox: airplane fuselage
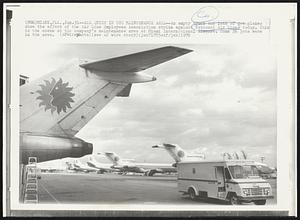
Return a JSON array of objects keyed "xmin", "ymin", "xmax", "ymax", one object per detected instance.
[{"xmin": 112, "ymin": 162, "xmax": 177, "ymax": 175}]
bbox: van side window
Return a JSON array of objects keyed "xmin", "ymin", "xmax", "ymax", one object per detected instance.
[
  {"xmin": 225, "ymin": 168, "xmax": 231, "ymax": 180},
  {"xmin": 192, "ymin": 168, "xmax": 196, "ymax": 174}
]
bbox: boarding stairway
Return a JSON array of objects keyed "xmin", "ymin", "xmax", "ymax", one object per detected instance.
[{"xmin": 23, "ymin": 157, "xmax": 39, "ymax": 203}]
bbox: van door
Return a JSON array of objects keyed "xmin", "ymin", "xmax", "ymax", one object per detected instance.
[{"xmin": 215, "ymin": 166, "xmax": 226, "ymax": 198}]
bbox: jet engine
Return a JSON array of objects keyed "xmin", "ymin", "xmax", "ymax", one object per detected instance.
[{"xmin": 20, "ymin": 133, "xmax": 93, "ymax": 164}]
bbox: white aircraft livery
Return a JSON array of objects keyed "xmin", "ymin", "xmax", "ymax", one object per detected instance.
[
  {"xmin": 103, "ymin": 152, "xmax": 177, "ymax": 176},
  {"xmin": 86, "ymin": 155, "xmax": 117, "ymax": 174},
  {"xmin": 152, "ymin": 143, "xmax": 205, "ymax": 163},
  {"xmin": 19, "ymin": 46, "xmax": 192, "ymax": 164},
  {"xmin": 66, "ymin": 159, "xmax": 99, "ymax": 173}
]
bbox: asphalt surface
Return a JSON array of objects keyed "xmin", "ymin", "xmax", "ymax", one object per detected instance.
[{"xmin": 37, "ymin": 172, "xmax": 277, "ymax": 205}]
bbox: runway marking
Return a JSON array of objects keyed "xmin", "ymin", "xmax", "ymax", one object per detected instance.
[{"xmin": 40, "ymin": 183, "xmax": 60, "ymax": 204}]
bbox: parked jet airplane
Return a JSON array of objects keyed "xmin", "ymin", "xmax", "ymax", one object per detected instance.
[
  {"xmin": 86, "ymin": 155, "xmax": 117, "ymax": 174},
  {"xmin": 102, "ymin": 152, "xmax": 177, "ymax": 176},
  {"xmin": 66, "ymin": 159, "xmax": 99, "ymax": 173},
  {"xmin": 254, "ymin": 162, "xmax": 277, "ymax": 179},
  {"xmin": 19, "ymin": 46, "xmax": 192, "ymax": 164},
  {"xmin": 152, "ymin": 143, "xmax": 205, "ymax": 164}
]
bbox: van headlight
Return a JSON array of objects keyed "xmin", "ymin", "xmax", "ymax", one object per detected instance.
[
  {"xmin": 263, "ymin": 188, "xmax": 270, "ymax": 195},
  {"xmin": 242, "ymin": 188, "xmax": 251, "ymax": 196}
]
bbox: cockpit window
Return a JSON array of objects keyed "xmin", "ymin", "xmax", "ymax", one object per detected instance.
[{"xmin": 228, "ymin": 165, "xmax": 259, "ymax": 179}]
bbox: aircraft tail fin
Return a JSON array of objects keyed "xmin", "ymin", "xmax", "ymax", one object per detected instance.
[
  {"xmin": 153, "ymin": 143, "xmax": 186, "ymax": 162},
  {"xmin": 65, "ymin": 161, "xmax": 73, "ymax": 170},
  {"xmin": 104, "ymin": 152, "xmax": 121, "ymax": 165},
  {"xmin": 20, "ymin": 46, "xmax": 192, "ymax": 138},
  {"xmin": 20, "ymin": 59, "xmax": 129, "ymax": 137},
  {"xmin": 152, "ymin": 143, "xmax": 205, "ymax": 162}
]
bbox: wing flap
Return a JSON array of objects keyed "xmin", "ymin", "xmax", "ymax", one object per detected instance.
[{"xmin": 80, "ymin": 46, "xmax": 192, "ymax": 72}]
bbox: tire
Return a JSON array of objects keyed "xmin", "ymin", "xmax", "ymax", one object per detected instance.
[
  {"xmin": 229, "ymin": 195, "xmax": 240, "ymax": 205},
  {"xmin": 188, "ymin": 188, "xmax": 197, "ymax": 201},
  {"xmin": 254, "ymin": 200, "xmax": 266, "ymax": 205}
]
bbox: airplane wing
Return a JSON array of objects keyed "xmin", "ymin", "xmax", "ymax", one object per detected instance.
[
  {"xmin": 20, "ymin": 46, "xmax": 192, "ymax": 137},
  {"xmin": 80, "ymin": 46, "xmax": 192, "ymax": 72}
]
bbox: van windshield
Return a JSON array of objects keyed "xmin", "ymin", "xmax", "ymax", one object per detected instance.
[{"xmin": 228, "ymin": 165, "xmax": 259, "ymax": 179}]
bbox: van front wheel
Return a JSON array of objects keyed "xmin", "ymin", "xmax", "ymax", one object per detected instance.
[
  {"xmin": 188, "ymin": 188, "xmax": 197, "ymax": 200},
  {"xmin": 254, "ymin": 200, "xmax": 266, "ymax": 205},
  {"xmin": 229, "ymin": 195, "xmax": 240, "ymax": 205}
]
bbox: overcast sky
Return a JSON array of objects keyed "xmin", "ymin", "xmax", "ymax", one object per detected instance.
[{"xmin": 20, "ymin": 44, "xmax": 277, "ymax": 167}]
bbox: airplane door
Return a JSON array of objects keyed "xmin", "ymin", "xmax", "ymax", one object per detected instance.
[{"xmin": 215, "ymin": 166, "xmax": 225, "ymax": 193}]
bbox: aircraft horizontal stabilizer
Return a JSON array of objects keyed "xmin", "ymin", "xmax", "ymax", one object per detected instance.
[{"xmin": 79, "ymin": 46, "xmax": 192, "ymax": 73}]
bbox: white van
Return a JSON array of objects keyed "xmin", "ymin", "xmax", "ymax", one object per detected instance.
[{"xmin": 177, "ymin": 160, "xmax": 273, "ymax": 205}]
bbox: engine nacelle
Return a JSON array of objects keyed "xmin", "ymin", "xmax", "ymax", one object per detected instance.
[{"xmin": 20, "ymin": 133, "xmax": 93, "ymax": 164}]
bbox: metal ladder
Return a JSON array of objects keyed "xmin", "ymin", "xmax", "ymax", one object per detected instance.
[{"xmin": 24, "ymin": 157, "xmax": 38, "ymax": 203}]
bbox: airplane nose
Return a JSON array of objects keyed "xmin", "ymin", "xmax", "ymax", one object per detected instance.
[{"xmin": 152, "ymin": 76, "xmax": 157, "ymax": 81}]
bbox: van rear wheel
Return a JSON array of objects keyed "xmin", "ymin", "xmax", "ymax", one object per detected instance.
[
  {"xmin": 254, "ymin": 200, "xmax": 266, "ymax": 205},
  {"xmin": 188, "ymin": 188, "xmax": 197, "ymax": 200}
]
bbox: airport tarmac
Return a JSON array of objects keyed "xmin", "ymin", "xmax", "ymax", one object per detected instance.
[{"xmin": 38, "ymin": 172, "xmax": 277, "ymax": 205}]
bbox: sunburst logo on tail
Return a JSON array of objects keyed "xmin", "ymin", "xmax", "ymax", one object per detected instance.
[{"xmin": 36, "ymin": 78, "xmax": 75, "ymax": 114}]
